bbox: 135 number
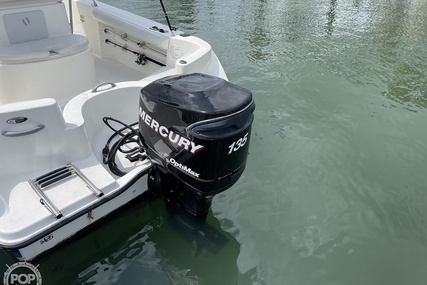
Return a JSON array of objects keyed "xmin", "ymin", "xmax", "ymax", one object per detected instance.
[{"xmin": 228, "ymin": 133, "xmax": 249, "ymax": 154}]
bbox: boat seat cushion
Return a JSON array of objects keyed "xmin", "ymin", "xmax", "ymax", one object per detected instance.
[
  {"xmin": 0, "ymin": 34, "xmax": 89, "ymax": 63},
  {"xmin": 3, "ymin": 10, "xmax": 48, "ymax": 44}
]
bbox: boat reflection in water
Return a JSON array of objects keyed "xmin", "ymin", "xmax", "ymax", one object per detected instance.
[{"xmin": 33, "ymin": 194, "xmax": 240, "ymax": 284}]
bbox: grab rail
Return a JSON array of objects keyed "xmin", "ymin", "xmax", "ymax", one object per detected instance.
[
  {"xmin": 91, "ymin": 82, "xmax": 116, "ymax": 93},
  {"xmin": 1, "ymin": 124, "xmax": 45, "ymax": 137}
]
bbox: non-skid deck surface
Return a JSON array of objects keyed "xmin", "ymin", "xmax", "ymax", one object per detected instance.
[{"xmin": 0, "ymin": 155, "xmax": 116, "ymax": 243}]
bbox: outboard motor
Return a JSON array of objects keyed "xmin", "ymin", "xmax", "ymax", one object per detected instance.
[{"xmin": 139, "ymin": 73, "xmax": 255, "ymax": 216}]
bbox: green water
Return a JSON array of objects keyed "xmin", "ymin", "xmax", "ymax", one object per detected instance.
[{"xmin": 2, "ymin": 0, "xmax": 427, "ymax": 284}]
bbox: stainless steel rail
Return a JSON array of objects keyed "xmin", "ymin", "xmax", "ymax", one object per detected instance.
[{"xmin": 28, "ymin": 163, "xmax": 104, "ymax": 219}]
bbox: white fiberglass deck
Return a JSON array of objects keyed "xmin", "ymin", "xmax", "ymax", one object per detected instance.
[
  {"xmin": 0, "ymin": 155, "xmax": 114, "ymax": 245},
  {"xmin": 0, "ymin": 80, "xmax": 152, "ymax": 247},
  {"xmin": 0, "ymin": 0, "xmax": 228, "ymax": 260}
]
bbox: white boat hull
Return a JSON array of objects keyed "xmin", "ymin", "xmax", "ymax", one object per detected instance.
[
  {"xmin": 16, "ymin": 169, "xmax": 149, "ymax": 261},
  {"xmin": 0, "ymin": 0, "xmax": 252, "ymax": 262}
]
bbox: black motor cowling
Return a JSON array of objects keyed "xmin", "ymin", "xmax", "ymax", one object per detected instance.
[{"xmin": 139, "ymin": 73, "xmax": 255, "ymax": 216}]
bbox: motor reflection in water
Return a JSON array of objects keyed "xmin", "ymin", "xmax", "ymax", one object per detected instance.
[{"xmin": 24, "ymin": 194, "xmax": 240, "ymax": 284}]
